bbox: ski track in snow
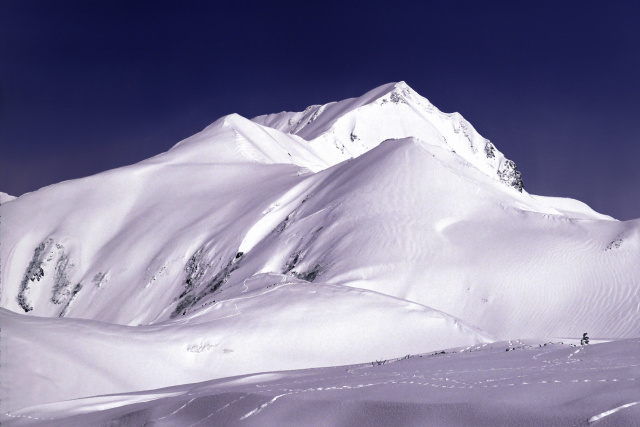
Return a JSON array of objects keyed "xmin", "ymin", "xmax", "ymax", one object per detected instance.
[
  {"xmin": 588, "ymin": 401, "xmax": 640, "ymax": 423},
  {"xmin": 187, "ymin": 396, "xmax": 247, "ymax": 427},
  {"xmin": 147, "ymin": 397, "xmax": 197, "ymax": 423},
  {"xmin": 205, "ymin": 342, "xmax": 639, "ymax": 424}
]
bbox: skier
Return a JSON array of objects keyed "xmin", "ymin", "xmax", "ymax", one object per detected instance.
[{"xmin": 580, "ymin": 332, "xmax": 589, "ymax": 346}]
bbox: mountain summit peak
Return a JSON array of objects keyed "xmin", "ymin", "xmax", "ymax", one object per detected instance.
[
  {"xmin": 253, "ymin": 82, "xmax": 524, "ymax": 192},
  {"xmin": 162, "ymin": 82, "xmax": 526, "ymax": 192}
]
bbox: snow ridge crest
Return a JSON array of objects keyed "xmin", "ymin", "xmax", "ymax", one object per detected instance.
[
  {"xmin": 167, "ymin": 82, "xmax": 523, "ymax": 192},
  {"xmin": 252, "ymin": 81, "xmax": 524, "ymax": 192}
]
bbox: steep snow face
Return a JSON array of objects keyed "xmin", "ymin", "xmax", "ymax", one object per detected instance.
[
  {"xmin": 0, "ymin": 159, "xmax": 309, "ymax": 323},
  {"xmin": 205, "ymin": 138, "xmax": 640, "ymax": 339},
  {"xmin": 253, "ymin": 82, "xmax": 524, "ymax": 191}
]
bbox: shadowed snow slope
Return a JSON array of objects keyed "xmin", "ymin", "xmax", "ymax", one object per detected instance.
[{"xmin": 1, "ymin": 82, "xmax": 638, "ymax": 418}]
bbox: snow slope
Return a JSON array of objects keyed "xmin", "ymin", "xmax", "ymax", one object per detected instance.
[
  {"xmin": 1, "ymin": 82, "xmax": 638, "ymax": 420},
  {"xmin": 2, "ymin": 288, "xmax": 489, "ymax": 412},
  {"xmin": 4, "ymin": 338, "xmax": 639, "ymax": 426}
]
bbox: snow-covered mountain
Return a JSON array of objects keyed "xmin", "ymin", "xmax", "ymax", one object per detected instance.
[{"xmin": 1, "ymin": 82, "xmax": 639, "ymax": 421}]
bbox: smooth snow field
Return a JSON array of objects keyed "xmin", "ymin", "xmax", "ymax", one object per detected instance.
[
  {"xmin": 1, "ymin": 82, "xmax": 638, "ymax": 426},
  {"xmin": 4, "ymin": 339, "xmax": 639, "ymax": 426}
]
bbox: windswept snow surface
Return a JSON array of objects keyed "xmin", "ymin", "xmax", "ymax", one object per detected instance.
[
  {"xmin": 3, "ymin": 339, "xmax": 639, "ymax": 426},
  {"xmin": 1, "ymin": 82, "xmax": 639, "ymax": 425}
]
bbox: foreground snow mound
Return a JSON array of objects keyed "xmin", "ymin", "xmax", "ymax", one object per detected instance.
[
  {"xmin": 1, "ymin": 283, "xmax": 490, "ymax": 411},
  {"xmin": 4, "ymin": 339, "xmax": 639, "ymax": 426}
]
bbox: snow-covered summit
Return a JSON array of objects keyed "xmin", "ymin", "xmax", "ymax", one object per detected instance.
[
  {"xmin": 158, "ymin": 82, "xmax": 524, "ymax": 192},
  {"xmin": 253, "ymin": 81, "xmax": 524, "ymax": 191}
]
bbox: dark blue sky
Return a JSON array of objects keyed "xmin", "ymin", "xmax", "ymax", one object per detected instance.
[{"xmin": 2, "ymin": 1, "xmax": 639, "ymax": 219}]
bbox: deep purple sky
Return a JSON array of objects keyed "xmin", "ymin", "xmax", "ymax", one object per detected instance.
[{"xmin": 1, "ymin": 1, "xmax": 639, "ymax": 219}]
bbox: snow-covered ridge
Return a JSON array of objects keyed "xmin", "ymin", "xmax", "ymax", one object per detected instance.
[
  {"xmin": 160, "ymin": 82, "xmax": 524, "ymax": 191},
  {"xmin": 253, "ymin": 81, "xmax": 524, "ymax": 192},
  {"xmin": 160, "ymin": 113, "xmax": 329, "ymax": 172}
]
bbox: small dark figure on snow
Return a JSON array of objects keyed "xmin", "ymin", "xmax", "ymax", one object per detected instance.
[{"xmin": 580, "ymin": 332, "xmax": 589, "ymax": 346}]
